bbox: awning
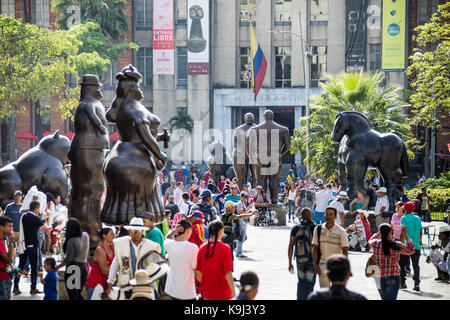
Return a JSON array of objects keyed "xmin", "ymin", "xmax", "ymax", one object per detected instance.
[
  {"xmin": 63, "ymin": 131, "xmax": 74, "ymax": 140},
  {"xmin": 109, "ymin": 131, "xmax": 119, "ymax": 142},
  {"xmin": 16, "ymin": 131, "xmax": 37, "ymax": 141},
  {"xmin": 43, "ymin": 131, "xmax": 52, "ymax": 137}
]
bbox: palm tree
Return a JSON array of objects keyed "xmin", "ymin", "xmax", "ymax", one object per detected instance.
[
  {"xmin": 291, "ymin": 71, "xmax": 411, "ymax": 179},
  {"xmin": 168, "ymin": 110, "xmax": 194, "ymax": 133}
]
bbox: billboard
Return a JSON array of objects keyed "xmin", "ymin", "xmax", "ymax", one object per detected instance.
[
  {"xmin": 153, "ymin": 0, "xmax": 174, "ymax": 74},
  {"xmin": 345, "ymin": 0, "xmax": 368, "ymax": 71},
  {"xmin": 382, "ymin": 0, "xmax": 406, "ymax": 71},
  {"xmin": 187, "ymin": 0, "xmax": 209, "ymax": 75}
]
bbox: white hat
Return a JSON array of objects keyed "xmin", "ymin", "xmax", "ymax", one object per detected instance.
[
  {"xmin": 376, "ymin": 187, "xmax": 387, "ymax": 193},
  {"xmin": 439, "ymin": 225, "xmax": 450, "ymax": 234},
  {"xmin": 123, "ymin": 217, "xmax": 149, "ymax": 232},
  {"xmin": 224, "ymin": 201, "xmax": 236, "ymax": 209},
  {"xmin": 129, "ymin": 269, "xmax": 152, "ymax": 286},
  {"xmin": 137, "ymin": 250, "xmax": 169, "ymax": 283},
  {"xmin": 337, "ymin": 191, "xmax": 349, "ymax": 200}
]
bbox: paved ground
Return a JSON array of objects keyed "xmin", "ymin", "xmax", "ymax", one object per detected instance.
[
  {"xmin": 233, "ymin": 220, "xmax": 450, "ymax": 300},
  {"xmin": 12, "ymin": 220, "xmax": 449, "ymax": 301}
]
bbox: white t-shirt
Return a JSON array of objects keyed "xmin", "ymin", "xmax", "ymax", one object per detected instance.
[
  {"xmin": 180, "ymin": 201, "xmax": 194, "ymax": 216},
  {"xmin": 173, "ymin": 188, "xmax": 184, "ymax": 207},
  {"xmin": 315, "ymin": 190, "xmax": 335, "ymax": 212},
  {"xmin": 329, "ymin": 200, "xmax": 345, "ymax": 226},
  {"xmin": 164, "ymin": 238, "xmax": 199, "ymax": 299},
  {"xmin": 374, "ymin": 196, "xmax": 389, "ymax": 215},
  {"xmin": 288, "ymin": 190, "xmax": 297, "ymax": 201}
]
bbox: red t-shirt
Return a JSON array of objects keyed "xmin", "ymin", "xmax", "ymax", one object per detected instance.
[
  {"xmin": 204, "ymin": 172, "xmax": 210, "ymax": 183},
  {"xmin": 0, "ymin": 239, "xmax": 10, "ymax": 281},
  {"xmin": 196, "ymin": 241, "xmax": 233, "ymax": 300},
  {"xmin": 216, "ymin": 181, "xmax": 225, "ymax": 193}
]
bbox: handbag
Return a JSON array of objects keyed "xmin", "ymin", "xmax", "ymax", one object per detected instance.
[{"xmin": 365, "ymin": 254, "xmax": 376, "ymax": 277}]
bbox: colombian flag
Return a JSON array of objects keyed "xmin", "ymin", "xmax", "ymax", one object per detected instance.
[{"xmin": 250, "ymin": 23, "xmax": 267, "ymax": 101}]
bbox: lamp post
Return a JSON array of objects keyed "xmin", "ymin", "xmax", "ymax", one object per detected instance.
[{"xmin": 263, "ymin": 29, "xmax": 312, "ymax": 175}]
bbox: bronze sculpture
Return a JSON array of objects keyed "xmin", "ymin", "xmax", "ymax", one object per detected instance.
[
  {"xmin": 0, "ymin": 131, "xmax": 69, "ymax": 203},
  {"xmin": 232, "ymin": 113, "xmax": 256, "ymax": 190},
  {"xmin": 247, "ymin": 110, "xmax": 291, "ymax": 204},
  {"xmin": 331, "ymin": 111, "xmax": 409, "ymax": 202},
  {"xmin": 101, "ymin": 65, "xmax": 169, "ymax": 225},
  {"xmin": 206, "ymin": 140, "xmax": 235, "ymax": 183},
  {"xmin": 68, "ymin": 74, "xmax": 109, "ymax": 253}
]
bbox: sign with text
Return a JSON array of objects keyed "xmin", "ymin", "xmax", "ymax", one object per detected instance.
[
  {"xmin": 382, "ymin": 0, "xmax": 406, "ymax": 71},
  {"xmin": 153, "ymin": 0, "xmax": 174, "ymax": 74},
  {"xmin": 187, "ymin": 0, "xmax": 209, "ymax": 75}
]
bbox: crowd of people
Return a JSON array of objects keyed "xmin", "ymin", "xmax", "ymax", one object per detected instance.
[{"xmin": 0, "ymin": 163, "xmax": 448, "ymax": 301}]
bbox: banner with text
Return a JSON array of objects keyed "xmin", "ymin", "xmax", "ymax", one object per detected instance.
[
  {"xmin": 382, "ymin": 0, "xmax": 406, "ymax": 71},
  {"xmin": 187, "ymin": 0, "xmax": 209, "ymax": 75},
  {"xmin": 153, "ymin": 0, "xmax": 174, "ymax": 74}
]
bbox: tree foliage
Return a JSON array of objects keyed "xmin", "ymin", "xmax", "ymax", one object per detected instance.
[
  {"xmin": 0, "ymin": 16, "xmax": 109, "ymax": 120},
  {"xmin": 407, "ymin": 2, "xmax": 450, "ymax": 130},
  {"xmin": 168, "ymin": 110, "xmax": 195, "ymax": 133},
  {"xmin": 291, "ymin": 71, "xmax": 412, "ymax": 179}
]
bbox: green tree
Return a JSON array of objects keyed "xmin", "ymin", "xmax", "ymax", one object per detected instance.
[
  {"xmin": 291, "ymin": 71, "xmax": 411, "ymax": 179},
  {"xmin": 168, "ymin": 110, "xmax": 194, "ymax": 133},
  {"xmin": 0, "ymin": 16, "xmax": 109, "ymax": 121}
]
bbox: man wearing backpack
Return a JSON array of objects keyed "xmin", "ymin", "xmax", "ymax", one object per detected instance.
[
  {"xmin": 288, "ymin": 208, "xmax": 316, "ymax": 300},
  {"xmin": 191, "ymin": 190, "xmax": 218, "ymax": 225}
]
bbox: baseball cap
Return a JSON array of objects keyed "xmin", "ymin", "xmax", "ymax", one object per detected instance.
[
  {"xmin": 376, "ymin": 187, "xmax": 387, "ymax": 193},
  {"xmin": 240, "ymin": 191, "xmax": 249, "ymax": 198},
  {"xmin": 243, "ymin": 184, "xmax": 249, "ymax": 188},
  {"xmin": 231, "ymin": 185, "xmax": 239, "ymax": 189},
  {"xmin": 14, "ymin": 190, "xmax": 23, "ymax": 196},
  {"xmin": 142, "ymin": 211, "xmax": 156, "ymax": 221},
  {"xmin": 224, "ymin": 201, "xmax": 236, "ymax": 209},
  {"xmin": 201, "ymin": 190, "xmax": 212, "ymax": 198},
  {"xmin": 403, "ymin": 202, "xmax": 415, "ymax": 212},
  {"xmin": 188, "ymin": 210, "xmax": 204, "ymax": 219}
]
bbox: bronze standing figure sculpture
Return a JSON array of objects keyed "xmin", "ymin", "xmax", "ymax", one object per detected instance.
[
  {"xmin": 331, "ymin": 111, "xmax": 409, "ymax": 202},
  {"xmin": 232, "ymin": 113, "xmax": 256, "ymax": 190},
  {"xmin": 206, "ymin": 140, "xmax": 235, "ymax": 183},
  {"xmin": 101, "ymin": 65, "xmax": 169, "ymax": 225},
  {"xmin": 68, "ymin": 74, "xmax": 109, "ymax": 253},
  {"xmin": 247, "ymin": 110, "xmax": 291, "ymax": 204}
]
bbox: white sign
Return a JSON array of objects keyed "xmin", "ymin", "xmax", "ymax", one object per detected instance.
[
  {"xmin": 187, "ymin": 0, "xmax": 209, "ymax": 75},
  {"xmin": 153, "ymin": 0, "xmax": 174, "ymax": 74}
]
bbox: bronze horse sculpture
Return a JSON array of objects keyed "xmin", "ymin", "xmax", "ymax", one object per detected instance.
[{"xmin": 331, "ymin": 111, "xmax": 409, "ymax": 202}]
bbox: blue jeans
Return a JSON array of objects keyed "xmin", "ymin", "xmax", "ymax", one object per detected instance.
[
  {"xmin": 296, "ymin": 262, "xmax": 316, "ymax": 300},
  {"xmin": 236, "ymin": 222, "xmax": 247, "ymax": 256},
  {"xmin": 14, "ymin": 247, "xmax": 39, "ymax": 290},
  {"xmin": 313, "ymin": 210, "xmax": 325, "ymax": 224},
  {"xmin": 378, "ymin": 276, "xmax": 400, "ymax": 300},
  {"xmin": 421, "ymin": 210, "xmax": 429, "ymax": 222},
  {"xmin": 0, "ymin": 279, "xmax": 12, "ymax": 300}
]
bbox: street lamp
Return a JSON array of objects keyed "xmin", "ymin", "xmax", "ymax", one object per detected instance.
[{"xmin": 263, "ymin": 29, "xmax": 312, "ymax": 175}]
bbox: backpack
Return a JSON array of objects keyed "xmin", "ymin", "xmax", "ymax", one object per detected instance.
[
  {"xmin": 294, "ymin": 221, "xmax": 315, "ymax": 265},
  {"xmin": 221, "ymin": 211, "xmax": 234, "ymax": 235}
]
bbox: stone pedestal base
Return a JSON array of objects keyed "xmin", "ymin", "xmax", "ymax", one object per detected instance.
[{"xmin": 271, "ymin": 203, "xmax": 286, "ymax": 226}]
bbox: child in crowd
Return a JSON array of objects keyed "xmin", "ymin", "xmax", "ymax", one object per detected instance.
[{"xmin": 41, "ymin": 257, "xmax": 58, "ymax": 300}]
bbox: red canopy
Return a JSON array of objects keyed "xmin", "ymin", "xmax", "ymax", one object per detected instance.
[
  {"xmin": 43, "ymin": 131, "xmax": 52, "ymax": 137},
  {"xmin": 109, "ymin": 131, "xmax": 119, "ymax": 142},
  {"xmin": 63, "ymin": 131, "xmax": 74, "ymax": 140},
  {"xmin": 16, "ymin": 131, "xmax": 37, "ymax": 141}
]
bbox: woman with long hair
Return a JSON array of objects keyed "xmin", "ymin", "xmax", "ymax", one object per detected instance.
[
  {"xmin": 286, "ymin": 183, "xmax": 297, "ymax": 222},
  {"xmin": 349, "ymin": 189, "xmax": 368, "ymax": 213},
  {"xmin": 391, "ymin": 201, "xmax": 405, "ymax": 241},
  {"xmin": 195, "ymin": 220, "xmax": 235, "ymax": 300},
  {"xmin": 369, "ymin": 223, "xmax": 415, "ymax": 300},
  {"xmin": 85, "ymin": 227, "xmax": 115, "ymax": 299},
  {"xmin": 55, "ymin": 218, "xmax": 90, "ymax": 300}
]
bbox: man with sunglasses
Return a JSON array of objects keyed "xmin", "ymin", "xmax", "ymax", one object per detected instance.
[{"xmin": 236, "ymin": 192, "xmax": 256, "ymax": 258}]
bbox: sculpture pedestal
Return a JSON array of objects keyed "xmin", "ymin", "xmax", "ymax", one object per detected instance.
[{"xmin": 271, "ymin": 203, "xmax": 286, "ymax": 226}]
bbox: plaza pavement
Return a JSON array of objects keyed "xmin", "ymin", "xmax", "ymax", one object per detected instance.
[{"xmin": 12, "ymin": 220, "xmax": 449, "ymax": 301}]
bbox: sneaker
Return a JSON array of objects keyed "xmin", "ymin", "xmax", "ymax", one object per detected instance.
[
  {"xmin": 400, "ymin": 283, "xmax": 407, "ymax": 289},
  {"xmin": 13, "ymin": 288, "xmax": 22, "ymax": 295},
  {"xmin": 413, "ymin": 285, "xmax": 420, "ymax": 292},
  {"xmin": 237, "ymin": 254, "xmax": 248, "ymax": 259},
  {"xmin": 30, "ymin": 289, "xmax": 43, "ymax": 295}
]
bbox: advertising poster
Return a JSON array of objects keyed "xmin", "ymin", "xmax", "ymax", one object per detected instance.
[
  {"xmin": 187, "ymin": 0, "xmax": 209, "ymax": 75},
  {"xmin": 153, "ymin": 0, "xmax": 174, "ymax": 74},
  {"xmin": 382, "ymin": 0, "xmax": 406, "ymax": 71}
]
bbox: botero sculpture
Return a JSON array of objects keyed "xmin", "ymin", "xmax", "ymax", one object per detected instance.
[
  {"xmin": 68, "ymin": 74, "xmax": 109, "ymax": 253},
  {"xmin": 247, "ymin": 110, "xmax": 291, "ymax": 204},
  {"xmin": 206, "ymin": 140, "xmax": 235, "ymax": 183},
  {"xmin": 0, "ymin": 131, "xmax": 69, "ymax": 202},
  {"xmin": 232, "ymin": 113, "xmax": 256, "ymax": 190},
  {"xmin": 101, "ymin": 65, "xmax": 169, "ymax": 225},
  {"xmin": 331, "ymin": 111, "xmax": 409, "ymax": 201}
]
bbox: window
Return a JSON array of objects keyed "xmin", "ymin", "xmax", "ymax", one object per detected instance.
[
  {"xmin": 310, "ymin": 46, "xmax": 327, "ymax": 87},
  {"xmin": 101, "ymin": 61, "xmax": 119, "ymax": 87},
  {"xmin": 0, "ymin": 0, "xmax": 15, "ymax": 16},
  {"xmin": 310, "ymin": 0, "xmax": 328, "ymax": 22},
  {"xmin": 240, "ymin": 0, "xmax": 256, "ymax": 24},
  {"xmin": 239, "ymin": 47, "xmax": 251, "ymax": 88},
  {"xmin": 275, "ymin": 47, "xmax": 291, "ymax": 88},
  {"xmin": 136, "ymin": 48, "xmax": 153, "ymax": 86},
  {"xmin": 177, "ymin": 47, "xmax": 187, "ymax": 87},
  {"xmin": 135, "ymin": 0, "xmax": 152, "ymax": 29},
  {"xmin": 33, "ymin": 0, "xmax": 50, "ymax": 28},
  {"xmin": 369, "ymin": 44, "xmax": 381, "ymax": 71},
  {"xmin": 275, "ymin": 0, "xmax": 292, "ymax": 25}
]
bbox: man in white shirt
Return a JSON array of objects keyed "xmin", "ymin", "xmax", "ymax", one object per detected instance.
[
  {"xmin": 374, "ymin": 187, "xmax": 390, "ymax": 230},
  {"xmin": 314, "ymin": 184, "xmax": 336, "ymax": 224},
  {"xmin": 329, "ymin": 191, "xmax": 349, "ymax": 227},
  {"xmin": 179, "ymin": 193, "xmax": 195, "ymax": 216},
  {"xmin": 164, "ymin": 219, "xmax": 199, "ymax": 300},
  {"xmin": 173, "ymin": 182, "xmax": 184, "ymax": 207}
]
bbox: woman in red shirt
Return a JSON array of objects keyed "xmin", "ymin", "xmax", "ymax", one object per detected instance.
[
  {"xmin": 195, "ymin": 220, "xmax": 235, "ymax": 300},
  {"xmin": 86, "ymin": 227, "xmax": 115, "ymax": 299}
]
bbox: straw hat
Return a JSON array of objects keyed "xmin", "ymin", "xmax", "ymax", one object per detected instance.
[
  {"xmin": 123, "ymin": 217, "xmax": 149, "ymax": 232},
  {"xmin": 129, "ymin": 269, "xmax": 152, "ymax": 286}
]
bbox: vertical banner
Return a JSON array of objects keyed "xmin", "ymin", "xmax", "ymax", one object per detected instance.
[
  {"xmin": 153, "ymin": 0, "xmax": 174, "ymax": 74},
  {"xmin": 382, "ymin": 0, "xmax": 406, "ymax": 71},
  {"xmin": 187, "ymin": 0, "xmax": 209, "ymax": 75},
  {"xmin": 345, "ymin": 0, "xmax": 368, "ymax": 71}
]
